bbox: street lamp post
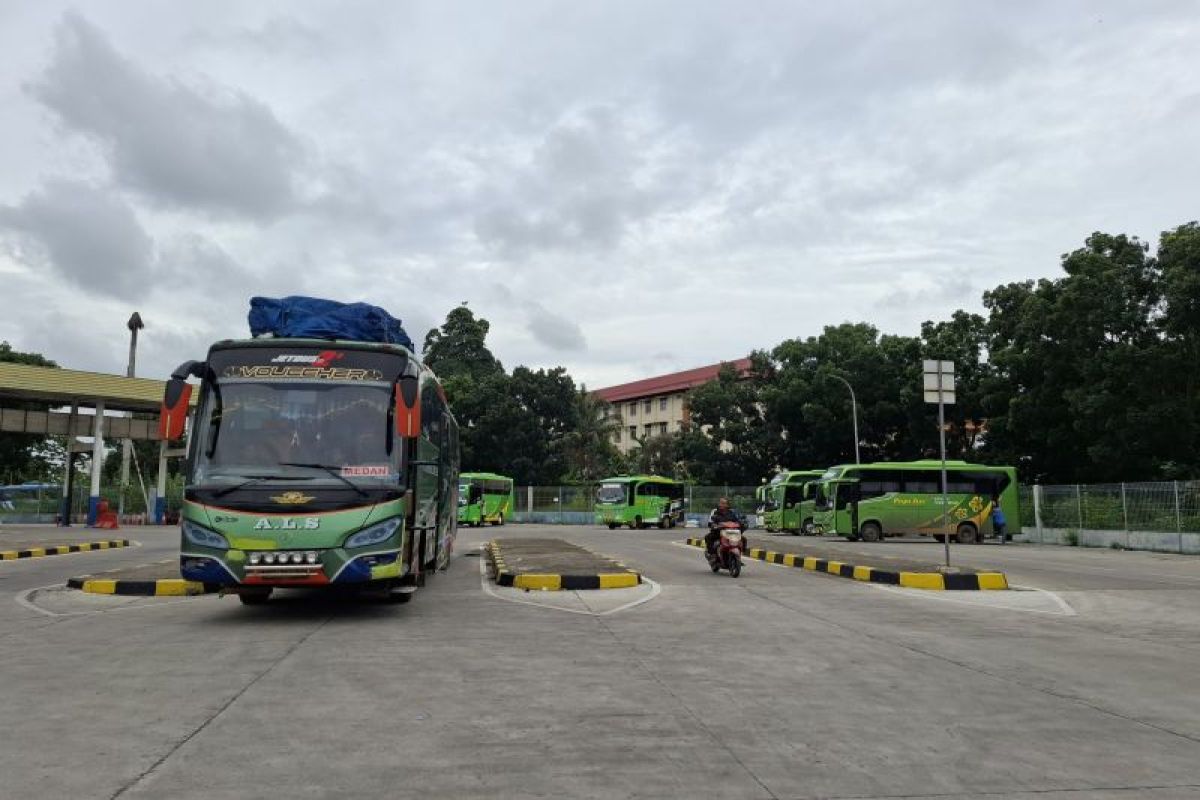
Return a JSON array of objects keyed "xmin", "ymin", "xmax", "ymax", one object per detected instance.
[
  {"xmin": 832, "ymin": 375, "xmax": 860, "ymax": 465},
  {"xmin": 117, "ymin": 313, "xmax": 144, "ymax": 519}
]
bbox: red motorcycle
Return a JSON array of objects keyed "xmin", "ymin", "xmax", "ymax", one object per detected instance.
[{"xmin": 705, "ymin": 521, "xmax": 745, "ymax": 578}]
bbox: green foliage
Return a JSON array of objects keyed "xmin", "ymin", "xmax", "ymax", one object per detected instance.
[
  {"xmin": 422, "ymin": 304, "xmax": 504, "ymax": 382},
  {"xmin": 0, "ymin": 342, "xmax": 60, "ymax": 483}
]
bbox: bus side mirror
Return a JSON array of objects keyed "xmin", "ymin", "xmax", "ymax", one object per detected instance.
[
  {"xmin": 158, "ymin": 360, "xmax": 204, "ymax": 442},
  {"xmin": 159, "ymin": 378, "xmax": 192, "ymax": 441},
  {"xmin": 395, "ymin": 375, "xmax": 421, "ymax": 439}
]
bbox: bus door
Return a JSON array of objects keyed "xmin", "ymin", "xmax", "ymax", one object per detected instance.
[
  {"xmin": 783, "ymin": 484, "xmax": 804, "ymax": 531},
  {"xmin": 841, "ymin": 481, "xmax": 861, "ymax": 537}
]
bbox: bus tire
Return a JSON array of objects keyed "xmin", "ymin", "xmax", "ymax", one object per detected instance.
[
  {"xmin": 956, "ymin": 523, "xmax": 978, "ymax": 544},
  {"xmin": 497, "ymin": 513, "xmax": 505, "ymax": 527},
  {"xmin": 633, "ymin": 516, "xmax": 644, "ymax": 530},
  {"xmin": 933, "ymin": 534, "xmax": 946, "ymax": 543},
  {"xmin": 861, "ymin": 522, "xmax": 883, "ymax": 543},
  {"xmin": 238, "ymin": 588, "xmax": 271, "ymax": 606},
  {"xmin": 802, "ymin": 518, "xmax": 815, "ymax": 535},
  {"xmin": 607, "ymin": 523, "xmax": 618, "ymax": 530},
  {"xmin": 658, "ymin": 517, "xmax": 667, "ymax": 529}
]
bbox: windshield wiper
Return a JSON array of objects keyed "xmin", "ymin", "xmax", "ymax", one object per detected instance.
[
  {"xmin": 211, "ymin": 474, "xmax": 309, "ymax": 498},
  {"xmin": 277, "ymin": 462, "xmax": 368, "ymax": 497}
]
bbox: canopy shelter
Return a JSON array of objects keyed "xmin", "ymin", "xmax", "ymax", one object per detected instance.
[{"xmin": 0, "ymin": 362, "xmax": 194, "ymax": 525}]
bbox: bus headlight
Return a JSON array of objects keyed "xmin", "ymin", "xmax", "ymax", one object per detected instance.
[
  {"xmin": 182, "ymin": 521, "xmax": 230, "ymax": 551},
  {"xmin": 344, "ymin": 517, "xmax": 402, "ymax": 549}
]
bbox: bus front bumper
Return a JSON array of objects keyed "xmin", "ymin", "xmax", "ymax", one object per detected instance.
[{"xmin": 181, "ymin": 548, "xmax": 405, "ymax": 587}]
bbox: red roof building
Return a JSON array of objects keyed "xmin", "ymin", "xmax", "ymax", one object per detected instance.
[{"xmin": 594, "ymin": 358, "xmax": 753, "ymax": 453}]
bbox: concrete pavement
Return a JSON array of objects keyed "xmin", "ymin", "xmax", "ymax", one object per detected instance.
[{"xmin": 0, "ymin": 523, "xmax": 1198, "ymax": 798}]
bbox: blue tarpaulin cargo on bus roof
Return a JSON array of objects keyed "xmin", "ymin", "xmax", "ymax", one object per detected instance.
[{"xmin": 248, "ymin": 296, "xmax": 414, "ymax": 349}]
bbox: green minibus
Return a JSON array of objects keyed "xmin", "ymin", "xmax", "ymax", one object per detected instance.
[
  {"xmin": 759, "ymin": 469, "xmax": 824, "ymax": 534},
  {"xmin": 458, "ymin": 472, "xmax": 514, "ymax": 527},
  {"xmin": 595, "ymin": 475, "xmax": 685, "ymax": 529},
  {"xmin": 812, "ymin": 460, "xmax": 1019, "ymax": 543}
]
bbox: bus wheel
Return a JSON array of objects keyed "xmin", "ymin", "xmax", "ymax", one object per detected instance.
[
  {"xmin": 238, "ymin": 588, "xmax": 272, "ymax": 606},
  {"xmin": 634, "ymin": 516, "xmax": 644, "ymax": 530},
  {"xmin": 496, "ymin": 513, "xmax": 505, "ymax": 527},
  {"xmin": 860, "ymin": 522, "xmax": 883, "ymax": 543},
  {"xmin": 802, "ymin": 518, "xmax": 815, "ymax": 535},
  {"xmin": 933, "ymin": 534, "xmax": 946, "ymax": 543},
  {"xmin": 956, "ymin": 523, "xmax": 978, "ymax": 544},
  {"xmin": 668, "ymin": 516, "xmax": 676, "ymax": 529},
  {"xmin": 657, "ymin": 517, "xmax": 668, "ymax": 529},
  {"xmin": 607, "ymin": 523, "xmax": 618, "ymax": 530}
]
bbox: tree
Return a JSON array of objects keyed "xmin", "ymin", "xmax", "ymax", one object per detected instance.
[
  {"xmin": 422, "ymin": 304, "xmax": 503, "ymax": 383},
  {"xmin": 561, "ymin": 388, "xmax": 622, "ymax": 482},
  {"xmin": 0, "ymin": 342, "xmax": 58, "ymax": 483}
]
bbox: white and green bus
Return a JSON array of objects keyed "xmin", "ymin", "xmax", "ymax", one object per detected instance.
[
  {"xmin": 812, "ymin": 460, "xmax": 1019, "ymax": 544},
  {"xmin": 594, "ymin": 475, "xmax": 685, "ymax": 529},
  {"xmin": 458, "ymin": 472, "xmax": 513, "ymax": 527},
  {"xmin": 758, "ymin": 469, "xmax": 824, "ymax": 534}
]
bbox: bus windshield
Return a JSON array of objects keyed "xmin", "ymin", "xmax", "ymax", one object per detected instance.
[
  {"xmin": 596, "ymin": 484, "xmax": 626, "ymax": 504},
  {"xmin": 192, "ymin": 379, "xmax": 401, "ymax": 485}
]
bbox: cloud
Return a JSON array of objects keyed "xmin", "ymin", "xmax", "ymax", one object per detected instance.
[
  {"xmin": 525, "ymin": 301, "xmax": 587, "ymax": 352},
  {"xmin": 0, "ymin": 179, "xmax": 154, "ymax": 297},
  {"xmin": 28, "ymin": 12, "xmax": 302, "ymax": 219}
]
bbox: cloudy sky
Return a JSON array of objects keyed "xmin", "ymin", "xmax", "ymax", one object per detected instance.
[{"xmin": 1, "ymin": 2, "xmax": 1196, "ymax": 389}]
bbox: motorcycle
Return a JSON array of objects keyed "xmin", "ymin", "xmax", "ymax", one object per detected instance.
[{"xmin": 705, "ymin": 520, "xmax": 746, "ymax": 578}]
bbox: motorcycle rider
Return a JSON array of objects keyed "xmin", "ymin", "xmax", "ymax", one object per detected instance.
[{"xmin": 706, "ymin": 496, "xmax": 746, "ymax": 555}]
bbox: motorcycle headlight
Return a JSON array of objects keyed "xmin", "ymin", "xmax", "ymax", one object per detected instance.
[
  {"xmin": 344, "ymin": 517, "xmax": 402, "ymax": 549},
  {"xmin": 182, "ymin": 520, "xmax": 230, "ymax": 551},
  {"xmin": 725, "ymin": 532, "xmax": 742, "ymax": 543}
]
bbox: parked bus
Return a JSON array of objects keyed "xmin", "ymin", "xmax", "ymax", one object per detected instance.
[
  {"xmin": 458, "ymin": 472, "xmax": 513, "ymax": 527},
  {"xmin": 758, "ymin": 469, "xmax": 824, "ymax": 534},
  {"xmin": 594, "ymin": 475, "xmax": 685, "ymax": 529},
  {"xmin": 811, "ymin": 460, "xmax": 1019, "ymax": 544},
  {"xmin": 163, "ymin": 329, "xmax": 459, "ymax": 605}
]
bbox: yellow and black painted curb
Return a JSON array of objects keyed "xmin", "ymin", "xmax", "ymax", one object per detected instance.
[
  {"xmin": 66, "ymin": 576, "xmax": 215, "ymax": 596},
  {"xmin": 1, "ymin": 539, "xmax": 131, "ymax": 562},
  {"xmin": 487, "ymin": 540, "xmax": 642, "ymax": 591},
  {"xmin": 684, "ymin": 538, "xmax": 1008, "ymax": 590}
]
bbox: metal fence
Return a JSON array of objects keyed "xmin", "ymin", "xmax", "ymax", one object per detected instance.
[
  {"xmin": 1020, "ymin": 481, "xmax": 1200, "ymax": 553},
  {"xmin": 513, "ymin": 485, "xmax": 760, "ymax": 525}
]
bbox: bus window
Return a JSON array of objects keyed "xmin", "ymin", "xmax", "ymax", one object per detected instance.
[
  {"xmin": 904, "ymin": 470, "xmax": 941, "ymax": 493},
  {"xmin": 784, "ymin": 485, "xmax": 803, "ymax": 507},
  {"xmin": 835, "ymin": 483, "xmax": 859, "ymax": 510}
]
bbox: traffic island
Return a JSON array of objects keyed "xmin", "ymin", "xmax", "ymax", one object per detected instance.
[
  {"xmin": 1, "ymin": 539, "xmax": 131, "ymax": 561},
  {"xmin": 66, "ymin": 559, "xmax": 217, "ymax": 597},
  {"xmin": 683, "ymin": 537, "xmax": 1008, "ymax": 590},
  {"xmin": 488, "ymin": 538, "xmax": 642, "ymax": 590}
]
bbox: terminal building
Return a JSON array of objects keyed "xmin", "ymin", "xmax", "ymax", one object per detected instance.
[{"xmin": 594, "ymin": 358, "xmax": 752, "ymax": 454}]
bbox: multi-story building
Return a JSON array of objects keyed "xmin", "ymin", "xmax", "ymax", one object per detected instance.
[{"xmin": 594, "ymin": 358, "xmax": 752, "ymax": 454}]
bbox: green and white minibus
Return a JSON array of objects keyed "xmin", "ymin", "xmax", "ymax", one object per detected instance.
[
  {"xmin": 594, "ymin": 475, "xmax": 685, "ymax": 529},
  {"xmin": 811, "ymin": 460, "xmax": 1019, "ymax": 544},
  {"xmin": 458, "ymin": 472, "xmax": 513, "ymax": 527},
  {"xmin": 758, "ymin": 469, "xmax": 824, "ymax": 534}
]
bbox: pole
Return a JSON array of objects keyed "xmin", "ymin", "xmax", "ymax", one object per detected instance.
[
  {"xmin": 117, "ymin": 314, "xmax": 142, "ymax": 519},
  {"xmin": 1121, "ymin": 482, "xmax": 1129, "ymax": 548},
  {"xmin": 59, "ymin": 402, "xmax": 78, "ymax": 525},
  {"xmin": 1076, "ymin": 484, "xmax": 1083, "ymax": 533},
  {"xmin": 938, "ymin": 384, "xmax": 949, "ymax": 568},
  {"xmin": 1174, "ymin": 480, "xmax": 1183, "ymax": 555},
  {"xmin": 1033, "ymin": 484, "xmax": 1043, "ymax": 544},
  {"xmin": 833, "ymin": 376, "xmax": 860, "ymax": 464},
  {"xmin": 88, "ymin": 400, "xmax": 105, "ymax": 526}
]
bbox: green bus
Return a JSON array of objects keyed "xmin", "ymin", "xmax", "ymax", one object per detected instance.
[
  {"xmin": 164, "ymin": 335, "xmax": 459, "ymax": 605},
  {"xmin": 595, "ymin": 475, "xmax": 685, "ymax": 529},
  {"xmin": 458, "ymin": 472, "xmax": 513, "ymax": 527},
  {"xmin": 811, "ymin": 460, "xmax": 1019, "ymax": 544},
  {"xmin": 758, "ymin": 469, "xmax": 824, "ymax": 534}
]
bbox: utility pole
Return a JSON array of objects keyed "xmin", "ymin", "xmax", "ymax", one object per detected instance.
[
  {"xmin": 923, "ymin": 360, "xmax": 955, "ymax": 568},
  {"xmin": 831, "ymin": 375, "xmax": 860, "ymax": 464},
  {"xmin": 118, "ymin": 312, "xmax": 144, "ymax": 519}
]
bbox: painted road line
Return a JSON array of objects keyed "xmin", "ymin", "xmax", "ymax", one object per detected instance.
[
  {"xmin": 0, "ymin": 539, "xmax": 132, "ymax": 561},
  {"xmin": 682, "ymin": 538, "xmax": 1008, "ymax": 591},
  {"xmin": 66, "ymin": 576, "xmax": 214, "ymax": 597}
]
